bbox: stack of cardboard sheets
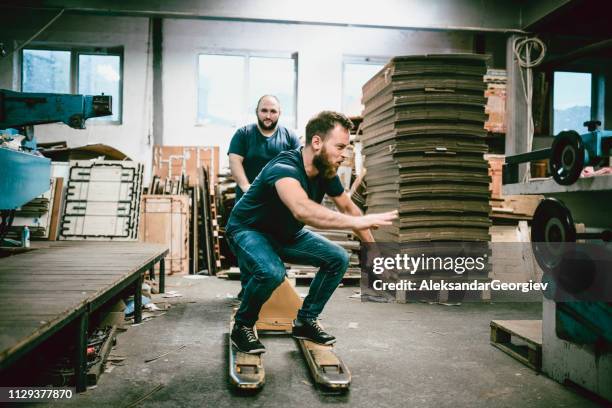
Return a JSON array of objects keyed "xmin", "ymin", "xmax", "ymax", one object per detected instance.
[{"xmin": 361, "ymin": 54, "xmax": 492, "ymax": 243}]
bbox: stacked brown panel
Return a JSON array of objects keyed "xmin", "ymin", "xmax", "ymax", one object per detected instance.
[{"xmin": 361, "ymin": 54, "xmax": 492, "ymax": 243}]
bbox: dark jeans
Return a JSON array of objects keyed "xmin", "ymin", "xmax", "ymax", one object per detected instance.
[{"xmin": 227, "ymin": 228, "xmax": 349, "ymax": 327}]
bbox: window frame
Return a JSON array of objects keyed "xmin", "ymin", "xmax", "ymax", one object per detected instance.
[
  {"xmin": 195, "ymin": 50, "xmax": 298, "ymax": 129},
  {"xmin": 341, "ymin": 55, "xmax": 388, "ymax": 116},
  {"xmin": 21, "ymin": 45, "xmax": 124, "ymax": 125},
  {"xmin": 551, "ymin": 70, "xmax": 598, "ymax": 135}
]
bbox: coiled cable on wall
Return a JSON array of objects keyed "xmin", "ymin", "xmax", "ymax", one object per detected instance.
[{"xmin": 512, "ymin": 36, "xmax": 546, "ymax": 181}]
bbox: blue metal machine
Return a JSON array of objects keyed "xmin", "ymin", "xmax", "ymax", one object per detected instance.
[
  {"xmin": 0, "ymin": 89, "xmax": 112, "ymax": 210},
  {"xmin": 0, "ymin": 89, "xmax": 111, "ymax": 242},
  {"xmin": 550, "ymin": 120, "xmax": 612, "ymax": 185}
]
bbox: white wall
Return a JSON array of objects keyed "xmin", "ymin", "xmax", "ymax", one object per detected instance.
[
  {"xmin": 1, "ymin": 12, "xmax": 476, "ymax": 175},
  {"xmin": 162, "ymin": 19, "xmax": 474, "ymax": 168}
]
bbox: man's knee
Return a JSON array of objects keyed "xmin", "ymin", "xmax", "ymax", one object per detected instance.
[
  {"xmin": 253, "ymin": 261, "xmax": 286, "ymax": 286},
  {"xmin": 328, "ymin": 245, "xmax": 350, "ymax": 272}
]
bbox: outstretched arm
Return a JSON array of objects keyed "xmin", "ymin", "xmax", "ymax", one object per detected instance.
[
  {"xmin": 229, "ymin": 153, "xmax": 251, "ymax": 193},
  {"xmin": 275, "ymin": 178, "xmax": 397, "ymax": 231},
  {"xmin": 331, "ymin": 192, "xmax": 375, "ymax": 242}
]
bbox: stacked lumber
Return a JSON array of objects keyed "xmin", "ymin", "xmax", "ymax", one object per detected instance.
[
  {"xmin": 216, "ymin": 170, "xmax": 237, "ymax": 269},
  {"xmin": 485, "ymin": 154, "xmax": 542, "ymax": 222},
  {"xmin": 484, "ymin": 69, "xmax": 507, "ymax": 134},
  {"xmin": 139, "ymin": 152, "xmax": 222, "ymax": 275},
  {"xmin": 5, "ymin": 177, "xmax": 64, "ymax": 241},
  {"xmin": 147, "ymin": 174, "xmax": 189, "ymax": 195},
  {"xmin": 198, "ymin": 166, "xmax": 221, "ymax": 275}
]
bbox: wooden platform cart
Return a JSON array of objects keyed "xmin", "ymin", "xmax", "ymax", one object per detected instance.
[{"xmin": 229, "ymin": 278, "xmax": 351, "ymax": 391}]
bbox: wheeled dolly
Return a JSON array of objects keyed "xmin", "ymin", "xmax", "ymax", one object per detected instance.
[{"xmin": 228, "ymin": 278, "xmax": 351, "ymax": 391}]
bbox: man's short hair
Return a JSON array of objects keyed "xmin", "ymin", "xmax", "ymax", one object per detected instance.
[
  {"xmin": 305, "ymin": 111, "xmax": 353, "ymax": 145},
  {"xmin": 256, "ymin": 95, "xmax": 280, "ymax": 111}
]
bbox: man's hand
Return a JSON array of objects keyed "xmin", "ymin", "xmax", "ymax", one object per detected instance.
[
  {"xmin": 240, "ymin": 183, "xmax": 251, "ymax": 193},
  {"xmin": 352, "ymin": 210, "xmax": 398, "ymax": 231}
]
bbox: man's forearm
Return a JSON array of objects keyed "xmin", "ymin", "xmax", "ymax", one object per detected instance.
[
  {"xmin": 229, "ymin": 160, "xmax": 250, "ymax": 191},
  {"xmin": 342, "ymin": 201, "xmax": 375, "ymax": 242},
  {"xmin": 295, "ymin": 200, "xmax": 359, "ymax": 230},
  {"xmin": 353, "ymin": 227, "xmax": 374, "ymax": 242}
]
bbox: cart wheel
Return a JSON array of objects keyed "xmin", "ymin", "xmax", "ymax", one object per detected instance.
[
  {"xmin": 550, "ymin": 130, "xmax": 584, "ymax": 185},
  {"xmin": 531, "ymin": 198, "xmax": 576, "ymax": 271}
]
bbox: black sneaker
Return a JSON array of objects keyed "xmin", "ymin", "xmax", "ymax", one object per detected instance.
[
  {"xmin": 292, "ymin": 319, "xmax": 336, "ymax": 345},
  {"xmin": 231, "ymin": 324, "xmax": 266, "ymax": 354}
]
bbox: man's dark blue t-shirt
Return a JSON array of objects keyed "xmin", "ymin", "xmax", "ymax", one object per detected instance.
[
  {"xmin": 226, "ymin": 148, "xmax": 344, "ymax": 243},
  {"xmin": 228, "ymin": 124, "xmax": 301, "ymax": 201}
]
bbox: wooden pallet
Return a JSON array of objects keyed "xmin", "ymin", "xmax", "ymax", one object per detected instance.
[
  {"xmin": 292, "ymin": 269, "xmax": 361, "ymax": 286},
  {"xmin": 490, "ymin": 320, "xmax": 542, "ymax": 371}
]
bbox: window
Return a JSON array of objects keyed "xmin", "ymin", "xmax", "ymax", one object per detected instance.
[
  {"xmin": 198, "ymin": 55, "xmax": 246, "ymax": 127},
  {"xmin": 342, "ymin": 58, "xmax": 386, "ymax": 117},
  {"xmin": 553, "ymin": 71, "xmax": 592, "ymax": 135},
  {"xmin": 78, "ymin": 54, "xmax": 121, "ymax": 122},
  {"xmin": 22, "ymin": 49, "xmax": 70, "ymax": 93},
  {"xmin": 22, "ymin": 47, "xmax": 123, "ymax": 123},
  {"xmin": 198, "ymin": 53, "xmax": 297, "ymax": 128}
]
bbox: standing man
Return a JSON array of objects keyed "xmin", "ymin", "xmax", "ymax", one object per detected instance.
[
  {"xmin": 226, "ymin": 111, "xmax": 397, "ymax": 354},
  {"xmin": 228, "ymin": 95, "xmax": 301, "ymax": 202},
  {"xmin": 228, "ymin": 95, "xmax": 301, "ymax": 299}
]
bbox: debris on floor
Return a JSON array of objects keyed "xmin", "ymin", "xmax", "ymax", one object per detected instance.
[
  {"xmin": 144, "ymin": 345, "xmax": 187, "ymax": 363},
  {"xmin": 183, "ymin": 275, "xmax": 210, "ymax": 280},
  {"xmin": 124, "ymin": 383, "xmax": 164, "ymax": 408},
  {"xmin": 162, "ymin": 290, "xmax": 183, "ymax": 298},
  {"xmin": 124, "ymin": 296, "xmax": 151, "ymax": 316}
]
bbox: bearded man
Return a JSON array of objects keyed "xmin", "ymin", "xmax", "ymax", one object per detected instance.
[
  {"xmin": 228, "ymin": 95, "xmax": 301, "ymax": 300},
  {"xmin": 228, "ymin": 94, "xmax": 301, "ymax": 203},
  {"xmin": 226, "ymin": 110, "xmax": 398, "ymax": 354}
]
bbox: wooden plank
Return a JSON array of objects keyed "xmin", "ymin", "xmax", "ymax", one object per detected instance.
[
  {"xmin": 139, "ymin": 195, "xmax": 189, "ymax": 275},
  {"xmin": 152, "ymin": 145, "xmax": 219, "ymax": 189},
  {"xmin": 87, "ymin": 326, "xmax": 117, "ymax": 386},
  {"xmin": 47, "ymin": 177, "xmax": 64, "ymax": 241},
  {"xmin": 199, "ymin": 167, "xmax": 214, "ymax": 275}
]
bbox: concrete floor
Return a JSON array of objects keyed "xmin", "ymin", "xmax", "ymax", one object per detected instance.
[{"xmin": 49, "ymin": 275, "xmax": 596, "ymax": 408}]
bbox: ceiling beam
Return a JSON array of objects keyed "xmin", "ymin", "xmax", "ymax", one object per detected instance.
[
  {"xmin": 0, "ymin": 0, "xmax": 525, "ymax": 33},
  {"xmin": 521, "ymin": 0, "xmax": 574, "ymax": 30}
]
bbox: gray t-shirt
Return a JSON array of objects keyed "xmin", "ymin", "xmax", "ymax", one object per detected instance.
[{"xmin": 228, "ymin": 123, "xmax": 300, "ymax": 201}]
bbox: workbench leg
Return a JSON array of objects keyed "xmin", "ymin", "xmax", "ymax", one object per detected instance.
[
  {"xmin": 134, "ymin": 274, "xmax": 143, "ymax": 324},
  {"xmin": 159, "ymin": 257, "xmax": 165, "ymax": 294},
  {"xmin": 149, "ymin": 264, "xmax": 155, "ymax": 281},
  {"xmin": 75, "ymin": 312, "xmax": 89, "ymax": 393}
]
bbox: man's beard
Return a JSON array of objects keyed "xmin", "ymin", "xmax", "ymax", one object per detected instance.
[
  {"xmin": 258, "ymin": 117, "xmax": 278, "ymax": 131},
  {"xmin": 313, "ymin": 148, "xmax": 338, "ymax": 179}
]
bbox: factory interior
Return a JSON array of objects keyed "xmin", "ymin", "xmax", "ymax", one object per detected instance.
[{"xmin": 0, "ymin": 1, "xmax": 611, "ymax": 407}]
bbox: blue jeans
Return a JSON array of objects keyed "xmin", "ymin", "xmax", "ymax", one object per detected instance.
[{"xmin": 227, "ymin": 228, "xmax": 349, "ymax": 327}]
